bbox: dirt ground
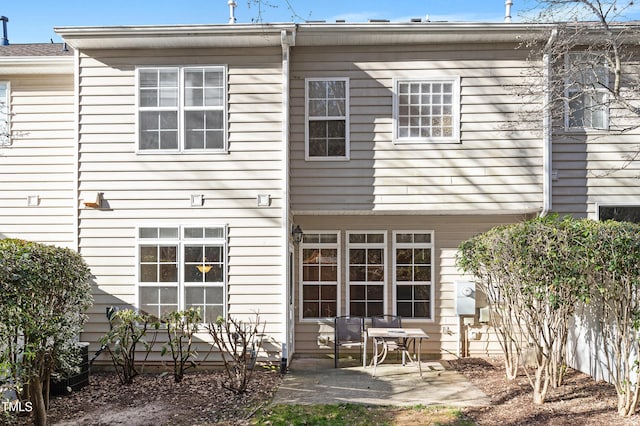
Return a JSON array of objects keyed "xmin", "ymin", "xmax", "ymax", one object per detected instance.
[
  {"xmin": 452, "ymin": 357, "xmax": 640, "ymax": 426},
  {"xmin": 8, "ymin": 357, "xmax": 640, "ymax": 425}
]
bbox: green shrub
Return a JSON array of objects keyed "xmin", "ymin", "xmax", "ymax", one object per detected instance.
[
  {"xmin": 161, "ymin": 308, "xmax": 201, "ymax": 383},
  {"xmin": 0, "ymin": 239, "xmax": 92, "ymax": 426}
]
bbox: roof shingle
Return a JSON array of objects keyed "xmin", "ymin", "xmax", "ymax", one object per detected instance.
[{"xmin": 0, "ymin": 43, "xmax": 73, "ymax": 57}]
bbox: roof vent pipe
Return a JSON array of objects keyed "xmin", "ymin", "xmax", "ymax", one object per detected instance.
[
  {"xmin": 0, "ymin": 16, "xmax": 8, "ymax": 46},
  {"xmin": 228, "ymin": 0, "xmax": 237, "ymax": 24},
  {"xmin": 505, "ymin": 0, "xmax": 513, "ymax": 23}
]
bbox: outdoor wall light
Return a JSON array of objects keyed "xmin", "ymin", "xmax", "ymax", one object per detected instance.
[
  {"xmin": 291, "ymin": 224, "xmax": 304, "ymax": 244},
  {"xmin": 83, "ymin": 192, "xmax": 103, "ymax": 208}
]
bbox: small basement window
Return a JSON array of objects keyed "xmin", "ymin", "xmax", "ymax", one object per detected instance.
[{"xmin": 599, "ymin": 205, "xmax": 640, "ymax": 223}]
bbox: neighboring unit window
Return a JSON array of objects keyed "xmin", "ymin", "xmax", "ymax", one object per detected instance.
[
  {"xmin": 394, "ymin": 77, "xmax": 459, "ymax": 143},
  {"xmin": 0, "ymin": 82, "xmax": 8, "ymax": 146},
  {"xmin": 301, "ymin": 232, "xmax": 339, "ymax": 319},
  {"xmin": 138, "ymin": 226, "xmax": 226, "ymax": 323},
  {"xmin": 305, "ymin": 78, "xmax": 349, "ymax": 160},
  {"xmin": 393, "ymin": 231, "xmax": 433, "ymax": 319},
  {"xmin": 599, "ymin": 205, "xmax": 640, "ymax": 223},
  {"xmin": 347, "ymin": 232, "xmax": 385, "ymax": 317},
  {"xmin": 138, "ymin": 66, "xmax": 226, "ymax": 152},
  {"xmin": 565, "ymin": 53, "xmax": 608, "ymax": 130}
]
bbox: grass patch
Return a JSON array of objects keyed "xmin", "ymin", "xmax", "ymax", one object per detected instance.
[{"xmin": 252, "ymin": 403, "xmax": 475, "ymax": 425}]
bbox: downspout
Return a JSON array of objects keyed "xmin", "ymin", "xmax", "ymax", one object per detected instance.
[
  {"xmin": 73, "ymin": 47, "xmax": 80, "ymax": 251},
  {"xmin": 280, "ymin": 27, "xmax": 295, "ymax": 368},
  {"xmin": 541, "ymin": 27, "xmax": 558, "ymax": 217}
]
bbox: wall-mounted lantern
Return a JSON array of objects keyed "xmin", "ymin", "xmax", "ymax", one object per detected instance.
[{"xmin": 291, "ymin": 224, "xmax": 304, "ymax": 244}]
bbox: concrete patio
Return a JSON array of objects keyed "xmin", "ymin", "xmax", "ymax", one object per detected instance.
[{"xmin": 271, "ymin": 357, "xmax": 491, "ymax": 407}]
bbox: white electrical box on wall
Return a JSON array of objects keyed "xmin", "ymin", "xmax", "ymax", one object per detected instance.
[{"xmin": 456, "ymin": 281, "xmax": 476, "ymax": 315}]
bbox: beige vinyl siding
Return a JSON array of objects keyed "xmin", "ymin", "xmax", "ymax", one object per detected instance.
[
  {"xmin": 0, "ymin": 74, "xmax": 76, "ymax": 246},
  {"xmin": 290, "ymin": 43, "xmax": 543, "ymax": 213},
  {"xmin": 292, "ymin": 213, "xmax": 530, "ymax": 359},
  {"xmin": 552, "ymin": 132, "xmax": 640, "ymax": 217},
  {"xmin": 552, "ymin": 56, "xmax": 640, "ymax": 217},
  {"xmin": 76, "ymin": 47, "xmax": 285, "ymax": 362}
]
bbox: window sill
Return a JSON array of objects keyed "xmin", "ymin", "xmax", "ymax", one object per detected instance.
[
  {"xmin": 136, "ymin": 151, "xmax": 230, "ymax": 155},
  {"xmin": 393, "ymin": 138, "xmax": 461, "ymax": 145},
  {"xmin": 304, "ymin": 156, "xmax": 351, "ymax": 162}
]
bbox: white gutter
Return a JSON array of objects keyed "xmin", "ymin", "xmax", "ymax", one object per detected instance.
[
  {"xmin": 280, "ymin": 27, "xmax": 295, "ymax": 362},
  {"xmin": 541, "ymin": 27, "xmax": 558, "ymax": 217}
]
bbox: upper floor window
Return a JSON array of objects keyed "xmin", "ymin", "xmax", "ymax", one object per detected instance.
[
  {"xmin": 137, "ymin": 225, "xmax": 226, "ymax": 323},
  {"xmin": 394, "ymin": 77, "xmax": 460, "ymax": 143},
  {"xmin": 305, "ymin": 78, "xmax": 349, "ymax": 160},
  {"xmin": 0, "ymin": 82, "xmax": 9, "ymax": 146},
  {"xmin": 565, "ymin": 53, "xmax": 609, "ymax": 131},
  {"xmin": 137, "ymin": 66, "xmax": 226, "ymax": 152}
]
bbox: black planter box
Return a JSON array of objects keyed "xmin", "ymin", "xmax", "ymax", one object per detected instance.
[{"xmin": 50, "ymin": 342, "xmax": 90, "ymax": 396}]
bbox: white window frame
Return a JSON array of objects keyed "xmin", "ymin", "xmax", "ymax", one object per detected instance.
[
  {"xmin": 392, "ymin": 231, "xmax": 434, "ymax": 321},
  {"xmin": 305, "ymin": 77, "xmax": 350, "ymax": 161},
  {"xmin": 564, "ymin": 53, "xmax": 609, "ymax": 132},
  {"xmin": 393, "ymin": 76, "xmax": 460, "ymax": 144},
  {"xmin": 136, "ymin": 66, "xmax": 227, "ymax": 153},
  {"xmin": 298, "ymin": 231, "xmax": 341, "ymax": 322},
  {"xmin": 136, "ymin": 225, "xmax": 227, "ymax": 323},
  {"xmin": 0, "ymin": 81, "xmax": 10, "ymax": 146},
  {"xmin": 346, "ymin": 231, "xmax": 387, "ymax": 317}
]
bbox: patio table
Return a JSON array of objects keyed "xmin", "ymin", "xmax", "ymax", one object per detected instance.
[{"xmin": 365, "ymin": 327, "xmax": 429, "ymax": 377}]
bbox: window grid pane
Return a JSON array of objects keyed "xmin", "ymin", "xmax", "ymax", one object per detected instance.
[
  {"xmin": 396, "ymin": 79, "xmax": 456, "ymax": 141},
  {"xmin": 301, "ymin": 234, "xmax": 339, "ymax": 318},
  {"xmin": 394, "ymin": 232, "xmax": 433, "ymax": 319},
  {"xmin": 184, "ymin": 67, "xmax": 225, "ymax": 151},
  {"xmin": 138, "ymin": 67, "xmax": 225, "ymax": 151},
  {"xmin": 138, "ymin": 226, "xmax": 226, "ymax": 322},
  {"xmin": 348, "ymin": 232, "xmax": 385, "ymax": 317},
  {"xmin": 566, "ymin": 53, "xmax": 608, "ymax": 130},
  {"xmin": 306, "ymin": 79, "xmax": 348, "ymax": 158}
]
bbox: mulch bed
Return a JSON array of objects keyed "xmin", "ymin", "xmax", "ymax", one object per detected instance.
[{"xmin": 6, "ymin": 357, "xmax": 640, "ymax": 425}]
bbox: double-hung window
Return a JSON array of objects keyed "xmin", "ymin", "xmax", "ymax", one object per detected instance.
[
  {"xmin": 300, "ymin": 232, "xmax": 339, "ymax": 319},
  {"xmin": 0, "ymin": 82, "xmax": 8, "ymax": 146},
  {"xmin": 393, "ymin": 231, "xmax": 433, "ymax": 319},
  {"xmin": 138, "ymin": 226, "xmax": 226, "ymax": 323},
  {"xmin": 347, "ymin": 231, "xmax": 385, "ymax": 317},
  {"xmin": 137, "ymin": 66, "xmax": 226, "ymax": 152},
  {"xmin": 305, "ymin": 78, "xmax": 349, "ymax": 160},
  {"xmin": 394, "ymin": 77, "xmax": 459, "ymax": 143},
  {"xmin": 565, "ymin": 53, "xmax": 609, "ymax": 131}
]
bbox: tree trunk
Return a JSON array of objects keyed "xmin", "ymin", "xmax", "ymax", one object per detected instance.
[{"xmin": 29, "ymin": 376, "xmax": 48, "ymax": 426}]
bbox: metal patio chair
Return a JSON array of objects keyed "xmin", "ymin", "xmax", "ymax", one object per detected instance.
[
  {"xmin": 370, "ymin": 315, "xmax": 411, "ymax": 365},
  {"xmin": 334, "ymin": 316, "xmax": 365, "ymax": 368}
]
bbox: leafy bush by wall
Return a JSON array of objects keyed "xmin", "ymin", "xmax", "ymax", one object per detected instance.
[{"xmin": 0, "ymin": 239, "xmax": 92, "ymax": 425}]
